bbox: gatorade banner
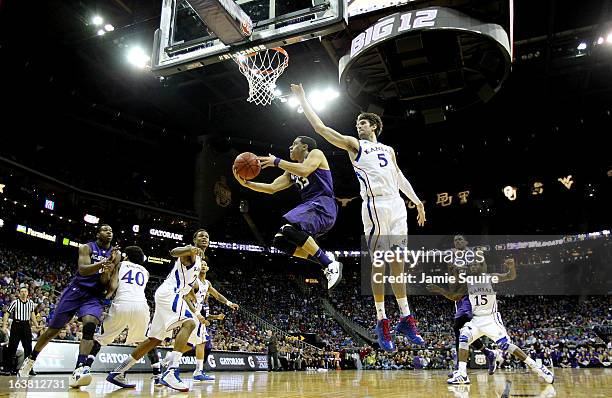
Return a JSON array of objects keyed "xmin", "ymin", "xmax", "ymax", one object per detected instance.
[{"xmin": 33, "ymin": 341, "xmax": 268, "ymax": 373}]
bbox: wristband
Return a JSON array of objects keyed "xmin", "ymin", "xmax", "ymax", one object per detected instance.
[{"xmin": 273, "ymin": 158, "xmax": 281, "ymax": 167}]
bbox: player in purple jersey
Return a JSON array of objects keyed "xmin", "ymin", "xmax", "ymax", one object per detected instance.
[
  {"xmin": 233, "ymin": 136, "xmax": 343, "ymax": 289},
  {"xmin": 19, "ymin": 224, "xmax": 120, "ymax": 387},
  {"xmin": 426, "ymin": 235, "xmax": 501, "ymax": 375}
]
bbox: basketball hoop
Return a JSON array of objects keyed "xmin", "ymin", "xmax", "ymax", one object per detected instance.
[{"xmin": 233, "ymin": 47, "xmax": 289, "ymax": 106}]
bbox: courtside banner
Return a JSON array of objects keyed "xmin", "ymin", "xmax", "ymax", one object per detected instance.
[{"xmin": 33, "ymin": 342, "xmax": 268, "ymax": 373}]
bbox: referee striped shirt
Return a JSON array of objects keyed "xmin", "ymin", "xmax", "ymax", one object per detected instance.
[{"xmin": 8, "ymin": 299, "xmax": 35, "ymax": 321}]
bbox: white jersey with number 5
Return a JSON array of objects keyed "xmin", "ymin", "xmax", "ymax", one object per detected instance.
[
  {"xmin": 352, "ymin": 139, "xmax": 399, "ymax": 199},
  {"xmin": 114, "ymin": 261, "xmax": 149, "ymax": 303},
  {"xmin": 468, "ymin": 281, "xmax": 498, "ymax": 316}
]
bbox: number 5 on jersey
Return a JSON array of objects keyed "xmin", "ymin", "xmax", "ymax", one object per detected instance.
[{"xmin": 378, "ymin": 153, "xmax": 388, "ymax": 167}]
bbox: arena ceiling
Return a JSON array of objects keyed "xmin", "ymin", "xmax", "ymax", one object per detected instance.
[{"xmin": 0, "ymin": 0, "xmax": 610, "ymax": 231}]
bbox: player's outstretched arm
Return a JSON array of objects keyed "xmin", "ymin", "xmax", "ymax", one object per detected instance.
[
  {"xmin": 291, "ymin": 84, "xmax": 359, "ymax": 154},
  {"xmin": 390, "ymin": 151, "xmax": 426, "ymax": 226},
  {"xmin": 233, "ymin": 167, "xmax": 293, "ymax": 194},
  {"xmin": 426, "ymin": 284, "xmax": 463, "ymax": 301},
  {"xmin": 208, "ymin": 285, "xmax": 239, "ymax": 310},
  {"xmin": 493, "ymin": 258, "xmax": 517, "ymax": 282},
  {"xmin": 170, "ymin": 245, "xmax": 203, "ymax": 258},
  {"xmin": 258, "ymin": 149, "xmax": 324, "ymax": 178}
]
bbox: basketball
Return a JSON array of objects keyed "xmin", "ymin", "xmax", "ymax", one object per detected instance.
[{"xmin": 234, "ymin": 152, "xmax": 261, "ymax": 180}]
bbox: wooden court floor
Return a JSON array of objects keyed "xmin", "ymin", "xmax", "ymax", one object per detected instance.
[{"xmin": 1, "ymin": 368, "xmax": 610, "ymax": 397}]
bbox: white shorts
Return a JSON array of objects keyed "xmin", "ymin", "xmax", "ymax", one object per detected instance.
[
  {"xmin": 188, "ymin": 321, "xmax": 207, "ymax": 346},
  {"xmin": 462, "ymin": 312, "xmax": 510, "ymax": 345},
  {"xmin": 146, "ymin": 287, "xmax": 194, "ymax": 341},
  {"xmin": 361, "ymin": 195, "xmax": 407, "ymax": 252},
  {"xmin": 96, "ymin": 301, "xmax": 150, "ymax": 345}
]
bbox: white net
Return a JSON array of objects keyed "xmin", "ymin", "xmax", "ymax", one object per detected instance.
[{"xmin": 234, "ymin": 47, "xmax": 289, "ymax": 106}]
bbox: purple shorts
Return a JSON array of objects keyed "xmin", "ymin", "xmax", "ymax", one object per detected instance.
[
  {"xmin": 454, "ymin": 296, "xmax": 473, "ymax": 319},
  {"xmin": 48, "ymin": 283, "xmax": 104, "ymax": 329},
  {"xmin": 283, "ymin": 196, "xmax": 337, "ymax": 237}
]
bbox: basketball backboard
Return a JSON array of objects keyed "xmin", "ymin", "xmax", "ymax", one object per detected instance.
[{"xmin": 151, "ymin": 0, "xmax": 347, "ymax": 77}]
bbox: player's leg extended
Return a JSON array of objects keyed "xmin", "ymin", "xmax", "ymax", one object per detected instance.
[
  {"xmin": 18, "ymin": 327, "xmax": 61, "ymax": 377},
  {"xmin": 389, "ymin": 255, "xmax": 424, "ymax": 345},
  {"xmin": 447, "ymin": 323, "xmax": 479, "ymax": 384},
  {"xmin": 371, "ymin": 261, "xmax": 395, "ymax": 352},
  {"xmin": 20, "ymin": 289, "xmax": 80, "ymax": 377},
  {"xmin": 67, "ymin": 315, "xmax": 99, "ymax": 388},
  {"xmin": 274, "ymin": 224, "xmax": 342, "ymax": 289},
  {"xmin": 159, "ymin": 320, "xmax": 195, "ymax": 392},
  {"xmin": 107, "ymin": 337, "xmax": 161, "ymax": 388},
  {"xmin": 193, "ymin": 342, "xmax": 214, "ymax": 382},
  {"xmin": 497, "ymin": 337, "xmax": 554, "ymax": 383}
]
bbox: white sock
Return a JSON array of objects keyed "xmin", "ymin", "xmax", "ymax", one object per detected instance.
[
  {"xmin": 196, "ymin": 359, "xmax": 204, "ymax": 372},
  {"xmin": 375, "ymin": 301, "xmax": 386, "ymax": 320},
  {"xmin": 458, "ymin": 361, "xmax": 467, "ymax": 375},
  {"xmin": 170, "ymin": 351, "xmax": 183, "ymax": 369},
  {"xmin": 524, "ymin": 357, "xmax": 537, "ymax": 369},
  {"xmin": 114, "ymin": 355, "xmax": 137, "ymax": 373},
  {"xmin": 396, "ymin": 297, "xmax": 411, "ymax": 317}
]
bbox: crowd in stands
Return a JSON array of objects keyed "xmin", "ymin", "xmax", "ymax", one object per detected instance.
[{"xmin": 1, "ymin": 242, "xmax": 611, "ymax": 372}]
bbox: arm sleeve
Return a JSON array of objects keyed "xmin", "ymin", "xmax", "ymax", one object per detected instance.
[{"xmin": 397, "ymin": 171, "xmax": 422, "ymax": 205}]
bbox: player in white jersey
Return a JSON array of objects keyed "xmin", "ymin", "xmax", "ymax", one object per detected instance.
[
  {"xmin": 84, "ymin": 246, "xmax": 163, "ymax": 384},
  {"xmin": 291, "ymin": 83, "xmax": 426, "ymax": 351},
  {"xmin": 448, "ymin": 258, "xmax": 554, "ymax": 385},
  {"xmin": 178, "ymin": 263, "xmax": 236, "ymax": 382},
  {"xmin": 106, "ymin": 230, "xmax": 211, "ymax": 392}
]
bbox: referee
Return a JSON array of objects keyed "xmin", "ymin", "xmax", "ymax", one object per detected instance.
[{"xmin": 2, "ymin": 286, "xmax": 38, "ymax": 374}]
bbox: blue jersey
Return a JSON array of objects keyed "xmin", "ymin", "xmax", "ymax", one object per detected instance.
[
  {"xmin": 290, "ymin": 168, "xmax": 334, "ymax": 202},
  {"xmin": 70, "ymin": 241, "xmax": 112, "ymax": 295}
]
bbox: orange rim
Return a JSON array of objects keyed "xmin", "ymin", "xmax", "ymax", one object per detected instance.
[{"xmin": 236, "ymin": 47, "xmax": 289, "ymax": 75}]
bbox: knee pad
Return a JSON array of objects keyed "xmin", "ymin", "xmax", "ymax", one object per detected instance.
[
  {"xmin": 273, "ymin": 234, "xmax": 297, "ymax": 254},
  {"xmin": 280, "ymin": 224, "xmax": 309, "ymax": 247},
  {"xmin": 458, "ymin": 326, "xmax": 473, "ymax": 350},
  {"xmin": 458, "ymin": 336, "xmax": 470, "ymax": 351},
  {"xmin": 82, "ymin": 322, "xmax": 97, "ymax": 340},
  {"xmin": 496, "ymin": 337, "xmax": 510, "ymax": 351}
]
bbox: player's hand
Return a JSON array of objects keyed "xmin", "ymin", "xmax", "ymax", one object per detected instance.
[
  {"xmin": 416, "ymin": 203, "xmax": 426, "ymax": 227},
  {"xmin": 504, "ymin": 258, "xmax": 515, "ymax": 268},
  {"xmin": 108, "ymin": 246, "xmax": 121, "ymax": 264},
  {"xmin": 217, "ymin": 313, "xmax": 226, "ymax": 321},
  {"xmin": 257, "ymin": 154, "xmax": 277, "ymax": 169},
  {"xmin": 227, "ymin": 302, "xmax": 239, "ymax": 310},
  {"xmin": 191, "ymin": 246, "xmax": 205, "ymax": 258},
  {"xmin": 290, "ymin": 84, "xmax": 306, "ymax": 99},
  {"xmin": 197, "ymin": 314, "xmax": 207, "ymax": 325},
  {"xmin": 101, "ymin": 260, "xmax": 114, "ymax": 273},
  {"xmin": 232, "ymin": 166, "xmax": 249, "ymax": 186}
]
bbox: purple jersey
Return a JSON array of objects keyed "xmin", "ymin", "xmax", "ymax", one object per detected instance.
[
  {"xmin": 290, "ymin": 169, "xmax": 334, "ymax": 201},
  {"xmin": 71, "ymin": 241, "xmax": 112, "ymax": 294},
  {"xmin": 454, "ymin": 295, "xmax": 473, "ymax": 319}
]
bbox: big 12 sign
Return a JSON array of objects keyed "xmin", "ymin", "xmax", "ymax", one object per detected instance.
[{"xmin": 350, "ymin": 9, "xmax": 438, "ymax": 58}]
